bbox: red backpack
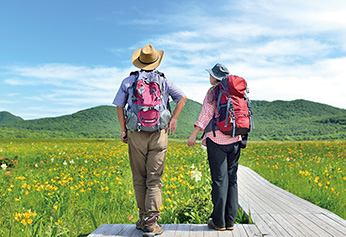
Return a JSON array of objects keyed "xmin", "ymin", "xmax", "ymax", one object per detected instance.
[
  {"xmin": 126, "ymin": 71, "xmax": 171, "ymax": 132},
  {"xmin": 205, "ymin": 75, "xmax": 254, "ymax": 140}
]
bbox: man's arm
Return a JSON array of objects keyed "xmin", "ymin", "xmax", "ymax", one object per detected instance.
[
  {"xmin": 167, "ymin": 95, "xmax": 187, "ymax": 135},
  {"xmin": 116, "ymin": 106, "xmax": 128, "ymax": 143}
]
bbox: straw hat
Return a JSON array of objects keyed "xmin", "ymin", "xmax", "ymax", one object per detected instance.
[{"xmin": 131, "ymin": 44, "xmax": 164, "ymax": 70}]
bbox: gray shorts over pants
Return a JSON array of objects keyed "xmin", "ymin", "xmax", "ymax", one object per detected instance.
[{"xmin": 127, "ymin": 129, "xmax": 168, "ymax": 221}]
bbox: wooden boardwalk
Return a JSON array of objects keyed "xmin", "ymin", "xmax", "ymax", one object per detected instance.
[{"xmin": 89, "ymin": 165, "xmax": 346, "ymax": 237}]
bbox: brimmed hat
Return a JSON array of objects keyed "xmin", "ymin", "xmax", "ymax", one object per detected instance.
[
  {"xmin": 131, "ymin": 44, "xmax": 164, "ymax": 70},
  {"xmin": 206, "ymin": 63, "xmax": 229, "ymax": 80}
]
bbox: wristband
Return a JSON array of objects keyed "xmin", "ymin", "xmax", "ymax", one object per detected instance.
[{"xmin": 121, "ymin": 131, "xmax": 126, "ymax": 134}]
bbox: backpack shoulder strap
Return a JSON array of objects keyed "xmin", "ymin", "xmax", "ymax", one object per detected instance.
[
  {"xmin": 219, "ymin": 76, "xmax": 229, "ymax": 91},
  {"xmin": 131, "ymin": 71, "xmax": 140, "ymax": 101},
  {"xmin": 130, "ymin": 71, "xmax": 139, "ymax": 76}
]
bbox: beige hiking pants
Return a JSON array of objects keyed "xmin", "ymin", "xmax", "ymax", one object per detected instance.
[{"xmin": 127, "ymin": 129, "xmax": 168, "ymax": 220}]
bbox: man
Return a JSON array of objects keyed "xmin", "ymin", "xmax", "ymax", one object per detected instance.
[{"xmin": 113, "ymin": 44, "xmax": 187, "ymax": 236}]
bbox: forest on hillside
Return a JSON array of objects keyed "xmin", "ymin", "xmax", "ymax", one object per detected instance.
[{"xmin": 1, "ymin": 99, "xmax": 346, "ymax": 141}]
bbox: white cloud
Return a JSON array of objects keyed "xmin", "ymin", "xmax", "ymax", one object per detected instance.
[
  {"xmin": 2, "ymin": 0, "xmax": 346, "ymax": 119},
  {"xmin": 144, "ymin": 0, "xmax": 346, "ymax": 111}
]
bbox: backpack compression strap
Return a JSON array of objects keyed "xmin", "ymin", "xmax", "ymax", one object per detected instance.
[{"xmin": 219, "ymin": 78, "xmax": 236, "ymax": 137}]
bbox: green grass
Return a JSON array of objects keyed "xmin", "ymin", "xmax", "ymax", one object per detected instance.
[
  {"xmin": 1, "ymin": 139, "xmax": 345, "ymax": 236},
  {"xmin": 0, "ymin": 138, "xmax": 250, "ymax": 236}
]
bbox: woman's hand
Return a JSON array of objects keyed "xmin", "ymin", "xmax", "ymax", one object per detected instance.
[
  {"xmin": 187, "ymin": 133, "xmax": 197, "ymax": 146},
  {"xmin": 187, "ymin": 126, "xmax": 202, "ymax": 146}
]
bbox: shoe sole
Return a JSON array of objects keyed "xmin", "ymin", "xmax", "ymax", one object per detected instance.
[
  {"xmin": 215, "ymin": 227, "xmax": 226, "ymax": 231},
  {"xmin": 226, "ymin": 227, "xmax": 234, "ymax": 230},
  {"xmin": 207, "ymin": 225, "xmax": 226, "ymax": 231}
]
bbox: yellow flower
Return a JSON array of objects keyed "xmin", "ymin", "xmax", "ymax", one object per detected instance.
[
  {"xmin": 53, "ymin": 205, "xmax": 58, "ymax": 211},
  {"xmin": 21, "ymin": 219, "xmax": 27, "ymax": 226},
  {"xmin": 27, "ymin": 219, "xmax": 33, "ymax": 224},
  {"xmin": 331, "ymin": 187, "xmax": 335, "ymax": 192}
]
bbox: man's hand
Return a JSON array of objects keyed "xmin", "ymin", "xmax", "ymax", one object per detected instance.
[
  {"xmin": 167, "ymin": 118, "xmax": 177, "ymax": 135},
  {"xmin": 120, "ymin": 132, "xmax": 128, "ymax": 143},
  {"xmin": 167, "ymin": 95, "xmax": 187, "ymax": 136}
]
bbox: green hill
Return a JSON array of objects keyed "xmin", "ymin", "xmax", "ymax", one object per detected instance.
[
  {"xmin": 0, "ymin": 106, "xmax": 118, "ymax": 138},
  {"xmin": 1, "ymin": 99, "xmax": 346, "ymax": 140},
  {"xmin": 0, "ymin": 111, "xmax": 24, "ymax": 122},
  {"xmin": 250, "ymin": 99, "xmax": 346, "ymax": 140}
]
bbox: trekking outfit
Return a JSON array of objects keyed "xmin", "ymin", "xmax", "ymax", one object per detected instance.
[
  {"xmin": 190, "ymin": 63, "xmax": 253, "ymax": 230},
  {"xmin": 113, "ymin": 45, "xmax": 186, "ymax": 236},
  {"xmin": 195, "ymin": 93, "xmax": 241, "ymax": 230}
]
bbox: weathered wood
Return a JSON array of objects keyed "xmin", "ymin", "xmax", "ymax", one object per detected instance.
[
  {"xmin": 237, "ymin": 166, "xmax": 346, "ymax": 237},
  {"xmin": 89, "ymin": 165, "xmax": 346, "ymax": 237}
]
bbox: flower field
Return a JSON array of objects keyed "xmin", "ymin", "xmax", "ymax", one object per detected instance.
[
  {"xmin": 0, "ymin": 138, "xmax": 215, "ymax": 236},
  {"xmin": 0, "ymin": 139, "xmax": 345, "ymax": 236}
]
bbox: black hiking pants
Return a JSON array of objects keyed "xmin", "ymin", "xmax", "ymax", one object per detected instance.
[{"xmin": 206, "ymin": 138, "xmax": 241, "ymax": 228}]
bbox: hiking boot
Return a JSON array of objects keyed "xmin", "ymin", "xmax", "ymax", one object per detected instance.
[
  {"xmin": 136, "ymin": 219, "xmax": 144, "ymax": 230},
  {"xmin": 142, "ymin": 223, "xmax": 163, "ymax": 236},
  {"xmin": 207, "ymin": 218, "xmax": 226, "ymax": 231}
]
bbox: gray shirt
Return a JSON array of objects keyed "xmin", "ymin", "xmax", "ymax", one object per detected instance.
[{"xmin": 112, "ymin": 70, "xmax": 185, "ymax": 111}]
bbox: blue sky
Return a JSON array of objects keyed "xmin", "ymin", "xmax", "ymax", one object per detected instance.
[{"xmin": 1, "ymin": 0, "xmax": 346, "ymax": 119}]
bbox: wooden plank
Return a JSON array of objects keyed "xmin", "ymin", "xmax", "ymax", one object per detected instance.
[
  {"xmin": 232, "ymin": 224, "xmax": 248, "ymax": 237},
  {"xmin": 242, "ymin": 224, "xmax": 262, "ymax": 237},
  {"xmin": 115, "ymin": 224, "xmax": 137, "ymax": 236},
  {"xmin": 268, "ymin": 214, "xmax": 305, "ymax": 237},
  {"xmin": 218, "ymin": 229, "xmax": 235, "ymax": 237},
  {"xmin": 174, "ymin": 223, "xmax": 191, "ymax": 237},
  {"xmin": 201, "ymin": 224, "xmax": 217, "ymax": 237},
  {"xmin": 258, "ymin": 213, "xmax": 291, "ymax": 237},
  {"xmin": 89, "ymin": 224, "xmax": 127, "ymax": 237},
  {"xmin": 312, "ymin": 213, "xmax": 346, "ymax": 236},
  {"xmin": 238, "ymin": 185, "xmax": 268, "ymax": 215},
  {"xmin": 238, "ymin": 169, "xmax": 303, "ymax": 215},
  {"xmin": 303, "ymin": 213, "xmax": 346, "ymax": 237},
  {"xmin": 285, "ymin": 213, "xmax": 333, "ymax": 237},
  {"xmin": 321, "ymin": 210, "xmax": 346, "ymax": 227},
  {"xmin": 161, "ymin": 224, "xmax": 178, "ymax": 236},
  {"xmin": 239, "ymin": 166, "xmax": 324, "ymax": 214},
  {"xmin": 129, "ymin": 226, "xmax": 143, "ymax": 237},
  {"xmin": 250, "ymin": 213, "xmax": 283, "ymax": 237},
  {"xmin": 189, "ymin": 224, "xmax": 207, "ymax": 237}
]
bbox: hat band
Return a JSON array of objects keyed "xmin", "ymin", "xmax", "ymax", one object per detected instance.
[{"xmin": 138, "ymin": 55, "xmax": 159, "ymax": 65}]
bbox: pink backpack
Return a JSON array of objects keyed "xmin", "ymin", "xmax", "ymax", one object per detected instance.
[{"xmin": 126, "ymin": 71, "xmax": 171, "ymax": 132}]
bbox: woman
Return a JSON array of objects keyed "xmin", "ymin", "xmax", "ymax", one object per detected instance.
[{"xmin": 187, "ymin": 63, "xmax": 241, "ymax": 231}]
